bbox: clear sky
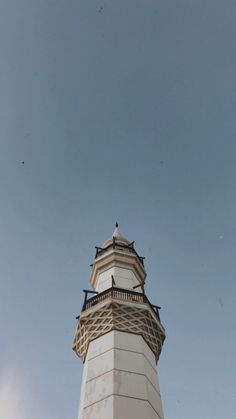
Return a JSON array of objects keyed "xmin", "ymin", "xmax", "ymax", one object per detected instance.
[{"xmin": 0, "ymin": 0, "xmax": 235, "ymax": 418}]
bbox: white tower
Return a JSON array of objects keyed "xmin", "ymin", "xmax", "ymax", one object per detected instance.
[{"xmin": 73, "ymin": 225, "xmax": 165, "ymax": 419}]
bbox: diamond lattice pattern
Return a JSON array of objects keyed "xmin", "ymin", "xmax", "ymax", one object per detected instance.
[{"xmin": 73, "ymin": 301, "xmax": 165, "ymax": 362}]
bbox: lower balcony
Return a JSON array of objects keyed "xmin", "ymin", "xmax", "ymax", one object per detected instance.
[{"xmin": 81, "ymin": 286, "xmax": 161, "ymax": 322}]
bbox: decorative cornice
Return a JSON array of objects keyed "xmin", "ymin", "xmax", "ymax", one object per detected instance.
[{"xmin": 73, "ymin": 299, "xmax": 165, "ymax": 363}]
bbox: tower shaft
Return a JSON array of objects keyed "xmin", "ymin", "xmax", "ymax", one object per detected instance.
[{"xmin": 78, "ymin": 330, "xmax": 164, "ymax": 419}]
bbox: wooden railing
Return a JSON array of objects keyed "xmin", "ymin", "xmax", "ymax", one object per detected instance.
[{"xmin": 81, "ymin": 287, "xmax": 161, "ymax": 321}]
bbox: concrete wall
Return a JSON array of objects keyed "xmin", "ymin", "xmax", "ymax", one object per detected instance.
[
  {"xmin": 78, "ymin": 330, "xmax": 164, "ymax": 419},
  {"xmin": 95, "ymin": 267, "xmax": 142, "ymax": 293}
]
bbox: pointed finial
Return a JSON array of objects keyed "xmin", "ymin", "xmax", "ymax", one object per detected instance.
[{"xmin": 113, "ymin": 223, "xmax": 121, "ymax": 239}]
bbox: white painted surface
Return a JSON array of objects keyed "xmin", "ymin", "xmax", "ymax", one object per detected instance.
[
  {"xmin": 78, "ymin": 331, "xmax": 164, "ymax": 419},
  {"xmin": 113, "ymin": 330, "xmax": 157, "ymax": 368},
  {"xmin": 95, "ymin": 266, "xmax": 141, "ymax": 293},
  {"xmin": 90, "ymin": 248, "xmax": 146, "ymax": 290},
  {"xmin": 113, "ymin": 395, "xmax": 162, "ymax": 419},
  {"xmin": 81, "ymin": 396, "xmax": 114, "ymax": 419},
  {"xmin": 81, "ymin": 395, "xmax": 161, "ymax": 419}
]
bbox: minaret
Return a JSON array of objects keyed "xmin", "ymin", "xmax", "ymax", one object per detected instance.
[{"xmin": 73, "ymin": 225, "xmax": 165, "ymax": 419}]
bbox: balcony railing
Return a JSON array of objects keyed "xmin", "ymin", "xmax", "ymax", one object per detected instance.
[
  {"xmin": 81, "ymin": 287, "xmax": 161, "ymax": 321},
  {"xmin": 94, "ymin": 239, "xmax": 145, "ymax": 266}
]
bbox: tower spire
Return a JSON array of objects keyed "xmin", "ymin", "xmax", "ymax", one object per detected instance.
[{"xmin": 112, "ymin": 222, "xmax": 124, "ymax": 240}]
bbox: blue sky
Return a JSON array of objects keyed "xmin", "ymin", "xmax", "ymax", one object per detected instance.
[{"xmin": 0, "ymin": 0, "xmax": 235, "ymax": 418}]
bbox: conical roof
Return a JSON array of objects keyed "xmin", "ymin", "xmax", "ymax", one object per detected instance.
[{"xmin": 102, "ymin": 223, "xmax": 130, "ymax": 247}]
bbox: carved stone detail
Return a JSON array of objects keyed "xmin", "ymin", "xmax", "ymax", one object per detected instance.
[{"xmin": 73, "ymin": 300, "xmax": 165, "ymax": 362}]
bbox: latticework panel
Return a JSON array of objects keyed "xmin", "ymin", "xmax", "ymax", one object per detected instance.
[{"xmin": 73, "ymin": 301, "xmax": 165, "ymax": 362}]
